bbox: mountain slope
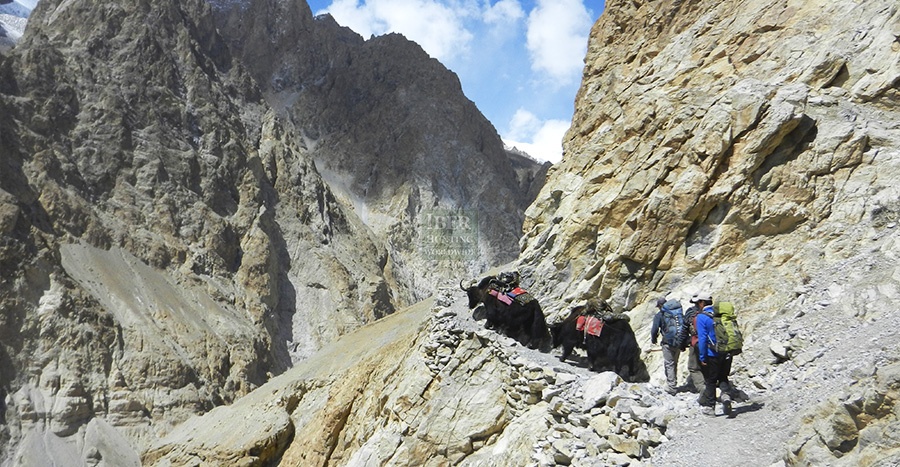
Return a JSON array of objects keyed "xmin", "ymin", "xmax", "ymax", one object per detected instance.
[
  {"xmin": 141, "ymin": 0, "xmax": 900, "ymax": 464},
  {"xmin": 0, "ymin": 0, "xmax": 397, "ymax": 460},
  {"xmin": 210, "ymin": 0, "xmax": 549, "ymax": 302}
]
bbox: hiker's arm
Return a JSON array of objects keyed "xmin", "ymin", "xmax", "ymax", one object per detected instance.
[{"xmin": 697, "ymin": 316, "xmax": 709, "ymax": 363}]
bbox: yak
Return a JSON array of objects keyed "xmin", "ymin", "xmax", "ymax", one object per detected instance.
[
  {"xmin": 550, "ymin": 299, "xmax": 647, "ymax": 381},
  {"xmin": 460, "ymin": 276, "xmax": 551, "ymax": 350}
]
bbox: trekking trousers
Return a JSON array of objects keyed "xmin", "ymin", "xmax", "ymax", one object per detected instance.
[
  {"xmin": 686, "ymin": 346, "xmax": 705, "ymax": 393},
  {"xmin": 662, "ymin": 344, "xmax": 681, "ymax": 391},
  {"xmin": 698, "ymin": 354, "xmax": 725, "ymax": 408}
]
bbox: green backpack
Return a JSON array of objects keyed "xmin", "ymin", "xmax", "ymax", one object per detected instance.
[{"xmin": 712, "ymin": 301, "xmax": 743, "ymax": 355}]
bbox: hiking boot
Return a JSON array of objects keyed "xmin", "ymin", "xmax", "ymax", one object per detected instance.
[
  {"xmin": 720, "ymin": 393, "xmax": 734, "ymax": 417},
  {"xmin": 722, "ymin": 400, "xmax": 733, "ymax": 417},
  {"xmin": 700, "ymin": 406, "xmax": 715, "ymax": 417},
  {"xmin": 731, "ymin": 389, "xmax": 751, "ymax": 403},
  {"xmin": 665, "ymin": 386, "xmax": 678, "ymax": 395}
]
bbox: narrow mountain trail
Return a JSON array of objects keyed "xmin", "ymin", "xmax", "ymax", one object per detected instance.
[
  {"xmin": 654, "ymin": 308, "xmax": 900, "ymax": 467},
  {"xmin": 446, "ymin": 253, "xmax": 900, "ymax": 466}
]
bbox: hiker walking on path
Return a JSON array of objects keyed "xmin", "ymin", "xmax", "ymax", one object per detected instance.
[
  {"xmin": 678, "ymin": 297, "xmax": 705, "ymax": 394},
  {"xmin": 650, "ymin": 297, "xmax": 684, "ymax": 394},
  {"xmin": 694, "ymin": 293, "xmax": 732, "ymax": 416}
]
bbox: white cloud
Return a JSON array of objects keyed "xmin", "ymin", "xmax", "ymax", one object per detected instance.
[
  {"xmin": 323, "ymin": 0, "xmax": 476, "ymax": 62},
  {"xmin": 315, "ymin": 0, "xmax": 595, "ymax": 164},
  {"xmin": 503, "ymin": 108, "xmax": 569, "ymax": 163},
  {"xmin": 526, "ymin": 0, "xmax": 592, "ymax": 86},
  {"xmin": 483, "ymin": 0, "xmax": 525, "ymax": 25}
]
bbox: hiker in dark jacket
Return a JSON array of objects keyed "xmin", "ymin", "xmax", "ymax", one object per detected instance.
[
  {"xmin": 695, "ymin": 293, "xmax": 732, "ymax": 416},
  {"xmin": 679, "ymin": 298, "xmax": 705, "ymax": 393},
  {"xmin": 650, "ymin": 297, "xmax": 682, "ymax": 394}
]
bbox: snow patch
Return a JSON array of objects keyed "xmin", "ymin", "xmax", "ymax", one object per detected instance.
[
  {"xmin": 0, "ymin": 13, "xmax": 26, "ymax": 40},
  {"xmin": 0, "ymin": 0, "xmax": 34, "ymax": 48}
]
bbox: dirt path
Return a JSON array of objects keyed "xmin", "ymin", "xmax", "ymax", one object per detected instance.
[{"xmin": 448, "ymin": 249, "xmax": 900, "ymax": 466}]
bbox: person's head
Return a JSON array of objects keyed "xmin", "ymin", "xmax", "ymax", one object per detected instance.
[
  {"xmin": 693, "ymin": 292, "xmax": 713, "ymax": 307},
  {"xmin": 655, "ymin": 297, "xmax": 667, "ymax": 309}
]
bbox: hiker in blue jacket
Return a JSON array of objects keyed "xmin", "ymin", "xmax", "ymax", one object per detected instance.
[{"xmin": 694, "ymin": 293, "xmax": 732, "ymax": 416}]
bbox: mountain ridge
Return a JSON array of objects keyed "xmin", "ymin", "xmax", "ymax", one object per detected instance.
[{"xmin": 2, "ymin": 0, "xmax": 899, "ymax": 465}]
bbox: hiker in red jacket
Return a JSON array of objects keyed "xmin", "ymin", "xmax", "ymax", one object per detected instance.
[{"xmin": 678, "ymin": 297, "xmax": 705, "ymax": 394}]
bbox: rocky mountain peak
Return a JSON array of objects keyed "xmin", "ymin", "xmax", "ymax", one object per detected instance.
[
  {"xmin": 3, "ymin": 0, "xmax": 898, "ymax": 465},
  {"xmin": 0, "ymin": 0, "xmax": 546, "ymax": 463},
  {"xmin": 0, "ymin": 0, "xmax": 411, "ymax": 460},
  {"xmin": 211, "ymin": 0, "xmax": 548, "ymax": 302}
]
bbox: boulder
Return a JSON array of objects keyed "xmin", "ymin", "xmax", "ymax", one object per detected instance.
[{"xmin": 581, "ymin": 372, "xmax": 623, "ymax": 410}]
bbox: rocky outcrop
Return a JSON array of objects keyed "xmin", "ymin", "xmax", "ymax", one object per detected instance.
[
  {"xmin": 0, "ymin": 0, "xmax": 546, "ymax": 462},
  {"xmin": 141, "ymin": 289, "xmax": 681, "ymax": 466},
  {"xmin": 209, "ymin": 0, "xmax": 548, "ymax": 302},
  {"xmin": 786, "ymin": 363, "xmax": 900, "ymax": 466},
  {"xmin": 520, "ymin": 0, "xmax": 900, "ymax": 321},
  {"xmin": 0, "ymin": 0, "xmax": 398, "ymax": 461},
  {"xmin": 513, "ymin": 0, "xmax": 900, "ymax": 464}
]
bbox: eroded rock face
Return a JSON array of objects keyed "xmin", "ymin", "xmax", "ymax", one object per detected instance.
[
  {"xmin": 209, "ymin": 0, "xmax": 549, "ymax": 303},
  {"xmin": 519, "ymin": 0, "xmax": 900, "ymax": 322},
  {"xmin": 510, "ymin": 1, "xmax": 900, "ymax": 463},
  {"xmin": 0, "ymin": 0, "xmax": 399, "ymax": 461},
  {"xmin": 787, "ymin": 362, "xmax": 900, "ymax": 466},
  {"xmin": 0, "ymin": 0, "xmax": 546, "ymax": 462}
]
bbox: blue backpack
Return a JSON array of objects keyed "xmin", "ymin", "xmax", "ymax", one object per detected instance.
[{"xmin": 660, "ymin": 299, "xmax": 685, "ymax": 347}]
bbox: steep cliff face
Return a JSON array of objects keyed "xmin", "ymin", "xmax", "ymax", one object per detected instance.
[
  {"xmin": 210, "ymin": 0, "xmax": 549, "ymax": 301},
  {"xmin": 3, "ymin": 0, "xmax": 899, "ymax": 465},
  {"xmin": 146, "ymin": 0, "xmax": 898, "ymax": 465},
  {"xmin": 0, "ymin": 0, "xmax": 399, "ymax": 461},
  {"xmin": 520, "ymin": 0, "xmax": 900, "ymax": 318}
]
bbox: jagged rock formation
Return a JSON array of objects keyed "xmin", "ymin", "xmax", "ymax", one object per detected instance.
[
  {"xmin": 520, "ymin": 0, "xmax": 900, "ymax": 319},
  {"xmin": 209, "ymin": 0, "xmax": 549, "ymax": 302},
  {"xmin": 3, "ymin": 0, "xmax": 900, "ymax": 465},
  {"xmin": 1, "ymin": 0, "xmax": 392, "ymax": 458},
  {"xmin": 513, "ymin": 0, "xmax": 900, "ymax": 464},
  {"xmin": 0, "ymin": 0, "xmax": 545, "ymax": 462}
]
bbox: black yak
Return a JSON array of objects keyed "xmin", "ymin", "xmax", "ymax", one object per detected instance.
[
  {"xmin": 460, "ymin": 275, "xmax": 551, "ymax": 350},
  {"xmin": 550, "ymin": 299, "xmax": 647, "ymax": 381}
]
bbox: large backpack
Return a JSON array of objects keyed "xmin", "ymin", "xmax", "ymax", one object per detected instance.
[
  {"xmin": 660, "ymin": 299, "xmax": 685, "ymax": 347},
  {"xmin": 711, "ymin": 301, "xmax": 744, "ymax": 355}
]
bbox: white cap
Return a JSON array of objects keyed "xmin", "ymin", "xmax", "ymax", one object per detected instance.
[{"xmin": 692, "ymin": 292, "xmax": 712, "ymax": 302}]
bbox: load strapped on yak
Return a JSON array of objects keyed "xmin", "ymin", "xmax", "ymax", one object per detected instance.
[
  {"xmin": 575, "ymin": 298, "xmax": 627, "ymax": 338},
  {"xmin": 496, "ymin": 271, "xmax": 520, "ymax": 291},
  {"xmin": 488, "ymin": 271, "xmax": 533, "ymax": 306},
  {"xmin": 709, "ymin": 301, "xmax": 744, "ymax": 355}
]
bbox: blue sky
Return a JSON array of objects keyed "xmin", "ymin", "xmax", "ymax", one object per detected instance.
[{"xmin": 306, "ymin": 0, "xmax": 605, "ymax": 163}]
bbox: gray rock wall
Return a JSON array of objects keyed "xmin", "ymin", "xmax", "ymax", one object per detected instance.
[
  {"xmin": 0, "ymin": 0, "xmax": 394, "ymax": 461},
  {"xmin": 519, "ymin": 0, "xmax": 900, "ymax": 321},
  {"xmin": 210, "ymin": 0, "xmax": 548, "ymax": 303}
]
